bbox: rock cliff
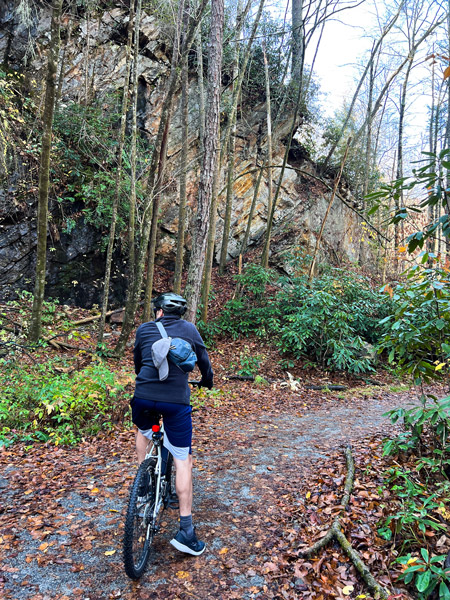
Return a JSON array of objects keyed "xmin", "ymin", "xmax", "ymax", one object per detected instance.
[{"xmin": 0, "ymin": 1, "xmax": 370, "ymax": 306}]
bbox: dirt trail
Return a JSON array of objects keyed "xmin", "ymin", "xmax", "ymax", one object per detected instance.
[{"xmin": 0, "ymin": 388, "xmax": 412, "ymax": 600}]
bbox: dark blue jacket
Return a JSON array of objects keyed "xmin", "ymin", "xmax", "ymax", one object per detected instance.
[{"xmin": 133, "ymin": 314, "xmax": 214, "ymax": 404}]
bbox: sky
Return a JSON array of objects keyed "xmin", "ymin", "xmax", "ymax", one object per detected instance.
[{"xmin": 308, "ymin": 1, "xmax": 376, "ymax": 116}]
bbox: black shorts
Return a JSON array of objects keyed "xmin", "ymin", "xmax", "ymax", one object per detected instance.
[{"xmin": 131, "ymin": 396, "xmax": 193, "ymax": 450}]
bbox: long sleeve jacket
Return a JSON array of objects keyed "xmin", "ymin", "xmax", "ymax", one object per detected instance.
[{"xmin": 133, "ymin": 314, "xmax": 214, "ymax": 405}]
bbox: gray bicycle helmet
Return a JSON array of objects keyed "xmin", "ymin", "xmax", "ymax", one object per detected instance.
[{"xmin": 152, "ymin": 292, "xmax": 187, "ymax": 316}]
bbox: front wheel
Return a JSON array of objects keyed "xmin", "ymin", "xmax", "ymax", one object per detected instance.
[{"xmin": 123, "ymin": 458, "xmax": 156, "ymax": 579}]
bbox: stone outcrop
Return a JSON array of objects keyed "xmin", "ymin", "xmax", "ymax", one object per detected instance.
[{"xmin": 0, "ymin": 1, "xmax": 370, "ymax": 306}]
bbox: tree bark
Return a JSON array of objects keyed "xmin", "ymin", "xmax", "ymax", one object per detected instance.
[
  {"xmin": 184, "ymin": 0, "xmax": 224, "ymax": 323},
  {"xmin": 128, "ymin": 0, "xmax": 143, "ymax": 293},
  {"xmin": 261, "ymin": 38, "xmax": 273, "ymax": 269},
  {"xmin": 29, "ymin": 0, "xmax": 63, "ymax": 343},
  {"xmin": 218, "ymin": 0, "xmax": 243, "ymax": 275},
  {"xmin": 291, "ymin": 0, "xmax": 304, "ymax": 85},
  {"xmin": 173, "ymin": 8, "xmax": 190, "ymax": 294}
]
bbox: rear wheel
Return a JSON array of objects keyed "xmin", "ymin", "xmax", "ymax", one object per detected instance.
[
  {"xmin": 163, "ymin": 454, "xmax": 177, "ymax": 508},
  {"xmin": 123, "ymin": 458, "xmax": 156, "ymax": 579}
]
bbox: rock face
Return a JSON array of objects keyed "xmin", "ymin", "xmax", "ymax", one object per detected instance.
[{"xmin": 0, "ymin": 2, "xmax": 370, "ymax": 307}]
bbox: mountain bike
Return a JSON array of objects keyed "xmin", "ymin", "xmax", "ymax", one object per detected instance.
[{"xmin": 123, "ymin": 382, "xmax": 200, "ymax": 579}]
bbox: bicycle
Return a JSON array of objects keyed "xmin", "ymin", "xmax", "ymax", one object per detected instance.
[{"xmin": 123, "ymin": 382, "xmax": 201, "ymax": 579}]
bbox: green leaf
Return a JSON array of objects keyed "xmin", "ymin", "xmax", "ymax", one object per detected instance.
[
  {"xmin": 416, "ymin": 569, "xmax": 431, "ymax": 592},
  {"xmin": 421, "ymin": 548, "xmax": 429, "ymax": 562},
  {"xmin": 440, "ymin": 582, "xmax": 450, "ymax": 600}
]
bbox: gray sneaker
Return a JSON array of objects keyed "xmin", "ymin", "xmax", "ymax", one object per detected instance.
[{"xmin": 170, "ymin": 529, "xmax": 206, "ymax": 556}]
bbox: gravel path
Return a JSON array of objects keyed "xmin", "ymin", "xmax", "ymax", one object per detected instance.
[{"xmin": 0, "ymin": 388, "xmax": 412, "ymax": 600}]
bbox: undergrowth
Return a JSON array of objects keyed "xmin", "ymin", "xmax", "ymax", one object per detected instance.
[
  {"xmin": 205, "ymin": 263, "xmax": 393, "ymax": 373},
  {"xmin": 0, "ymin": 358, "xmax": 133, "ymax": 447}
]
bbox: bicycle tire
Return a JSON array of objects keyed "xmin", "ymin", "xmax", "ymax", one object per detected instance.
[
  {"xmin": 123, "ymin": 458, "xmax": 157, "ymax": 579},
  {"xmin": 163, "ymin": 453, "xmax": 176, "ymax": 508}
]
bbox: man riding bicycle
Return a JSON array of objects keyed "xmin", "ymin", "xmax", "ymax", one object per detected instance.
[{"xmin": 131, "ymin": 292, "xmax": 213, "ymax": 556}]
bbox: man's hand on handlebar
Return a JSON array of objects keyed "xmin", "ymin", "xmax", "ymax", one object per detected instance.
[{"xmin": 189, "ymin": 379, "xmax": 213, "ymax": 390}]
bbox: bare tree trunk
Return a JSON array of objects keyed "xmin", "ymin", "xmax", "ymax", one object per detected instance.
[
  {"xmin": 199, "ymin": 0, "xmax": 264, "ymax": 321},
  {"xmin": 395, "ymin": 55, "xmax": 414, "ymax": 272},
  {"xmin": 261, "ymin": 67, "xmax": 304, "ymax": 268},
  {"xmin": 97, "ymin": 5, "xmax": 134, "ymax": 344},
  {"xmin": 218, "ymin": 0, "xmax": 243, "ymax": 275},
  {"xmin": 239, "ymin": 158, "xmax": 264, "ymax": 256},
  {"xmin": 291, "ymin": 0, "xmax": 304, "ymax": 83},
  {"xmin": 196, "ymin": 25, "xmax": 205, "ymax": 161},
  {"xmin": 115, "ymin": 0, "xmax": 208, "ymax": 355},
  {"xmin": 29, "ymin": 0, "xmax": 63, "ymax": 342},
  {"xmin": 200, "ymin": 153, "xmax": 220, "ymax": 322},
  {"xmin": 142, "ymin": 0, "xmax": 186, "ymax": 322},
  {"xmin": 359, "ymin": 44, "xmax": 375, "ymax": 266},
  {"xmin": 184, "ymin": 0, "xmax": 224, "ymax": 323},
  {"xmin": 128, "ymin": 0, "xmax": 143, "ymax": 291},
  {"xmin": 261, "ymin": 38, "xmax": 273, "ymax": 269},
  {"xmin": 56, "ymin": 17, "xmax": 72, "ymax": 104},
  {"xmin": 173, "ymin": 44, "xmax": 190, "ymax": 294}
]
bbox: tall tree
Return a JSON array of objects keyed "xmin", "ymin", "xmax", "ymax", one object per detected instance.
[
  {"xmin": 291, "ymin": 0, "xmax": 304, "ymax": 83},
  {"xmin": 261, "ymin": 38, "xmax": 273, "ymax": 269},
  {"xmin": 29, "ymin": 0, "xmax": 63, "ymax": 342},
  {"xmin": 142, "ymin": 0, "xmax": 186, "ymax": 322},
  {"xmin": 184, "ymin": 0, "xmax": 225, "ymax": 323},
  {"xmin": 173, "ymin": 7, "xmax": 190, "ymax": 294},
  {"xmin": 127, "ymin": 0, "xmax": 143, "ymax": 291},
  {"xmin": 218, "ymin": 0, "xmax": 243, "ymax": 276},
  {"xmin": 97, "ymin": 3, "xmax": 135, "ymax": 344},
  {"xmin": 200, "ymin": 0, "xmax": 264, "ymax": 321}
]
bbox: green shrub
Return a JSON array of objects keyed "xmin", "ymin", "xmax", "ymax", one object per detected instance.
[
  {"xmin": 378, "ymin": 260, "xmax": 450, "ymax": 385},
  {"xmin": 0, "ymin": 359, "xmax": 132, "ymax": 446},
  {"xmin": 214, "ymin": 264, "xmax": 392, "ymax": 373}
]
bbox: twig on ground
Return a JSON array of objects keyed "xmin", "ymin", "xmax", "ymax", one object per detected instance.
[{"xmin": 298, "ymin": 445, "xmax": 390, "ymax": 599}]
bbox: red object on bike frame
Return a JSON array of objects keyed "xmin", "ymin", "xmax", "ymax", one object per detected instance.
[{"xmin": 152, "ymin": 425, "xmax": 160, "ymax": 432}]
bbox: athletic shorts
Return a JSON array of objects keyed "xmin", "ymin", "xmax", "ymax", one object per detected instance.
[{"xmin": 131, "ymin": 396, "xmax": 192, "ymax": 460}]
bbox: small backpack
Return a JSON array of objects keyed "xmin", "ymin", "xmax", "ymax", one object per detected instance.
[{"xmin": 155, "ymin": 321, "xmax": 197, "ymax": 373}]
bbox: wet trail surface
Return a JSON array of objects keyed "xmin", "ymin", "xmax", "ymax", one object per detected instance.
[{"xmin": 0, "ymin": 388, "xmax": 412, "ymax": 600}]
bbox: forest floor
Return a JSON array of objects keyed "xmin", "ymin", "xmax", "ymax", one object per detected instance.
[
  {"xmin": 1, "ymin": 333, "xmax": 444, "ymax": 600},
  {"xmin": 0, "ymin": 269, "xmax": 448, "ymax": 600}
]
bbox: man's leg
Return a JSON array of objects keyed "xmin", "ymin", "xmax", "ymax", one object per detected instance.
[
  {"xmin": 170, "ymin": 453, "xmax": 205, "ymax": 555},
  {"xmin": 173, "ymin": 454, "xmax": 193, "ymax": 516},
  {"xmin": 135, "ymin": 430, "xmax": 150, "ymax": 464}
]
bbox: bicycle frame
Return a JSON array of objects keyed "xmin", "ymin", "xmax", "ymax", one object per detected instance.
[{"xmin": 145, "ymin": 421, "xmax": 166, "ymax": 534}]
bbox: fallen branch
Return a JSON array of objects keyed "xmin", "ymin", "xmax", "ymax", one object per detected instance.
[
  {"xmin": 305, "ymin": 384, "xmax": 348, "ymax": 391},
  {"xmin": 298, "ymin": 445, "xmax": 389, "ymax": 599},
  {"xmin": 72, "ymin": 308, "xmax": 124, "ymax": 326},
  {"xmin": 228, "ymin": 375, "xmax": 255, "ymax": 381},
  {"xmin": 45, "ymin": 338, "xmax": 95, "ymax": 354}
]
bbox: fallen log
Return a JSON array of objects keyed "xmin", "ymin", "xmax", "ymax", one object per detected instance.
[
  {"xmin": 228, "ymin": 375, "xmax": 255, "ymax": 381},
  {"xmin": 298, "ymin": 445, "xmax": 389, "ymax": 599}
]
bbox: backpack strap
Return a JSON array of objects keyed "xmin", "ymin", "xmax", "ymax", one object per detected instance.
[{"xmin": 155, "ymin": 321, "xmax": 169, "ymax": 339}]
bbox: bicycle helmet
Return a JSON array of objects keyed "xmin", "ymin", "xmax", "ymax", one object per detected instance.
[{"xmin": 152, "ymin": 292, "xmax": 187, "ymax": 316}]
